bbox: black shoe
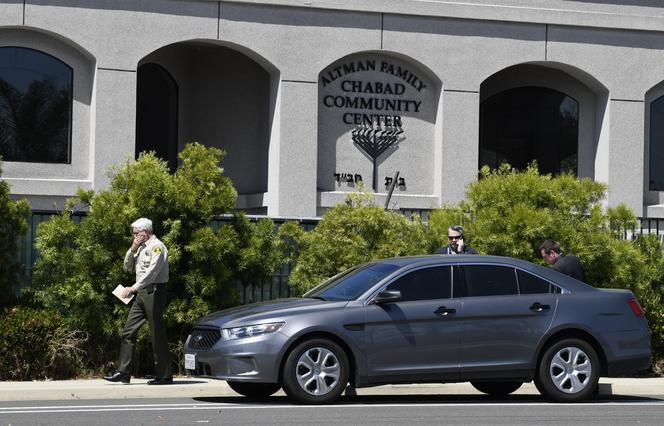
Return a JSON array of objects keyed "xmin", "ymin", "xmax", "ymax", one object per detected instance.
[
  {"xmin": 147, "ymin": 377, "xmax": 173, "ymax": 385},
  {"xmin": 103, "ymin": 372, "xmax": 130, "ymax": 384}
]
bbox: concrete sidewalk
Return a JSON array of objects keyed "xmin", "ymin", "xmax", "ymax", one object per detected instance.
[{"xmin": 0, "ymin": 377, "xmax": 662, "ymax": 402}]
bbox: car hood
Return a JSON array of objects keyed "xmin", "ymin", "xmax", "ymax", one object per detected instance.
[{"xmin": 194, "ymin": 298, "xmax": 347, "ymax": 327}]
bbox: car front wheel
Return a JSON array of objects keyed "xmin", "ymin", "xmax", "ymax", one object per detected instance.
[
  {"xmin": 226, "ymin": 381, "xmax": 281, "ymax": 399},
  {"xmin": 471, "ymin": 381, "xmax": 522, "ymax": 396},
  {"xmin": 536, "ymin": 338, "xmax": 600, "ymax": 402},
  {"xmin": 282, "ymin": 338, "xmax": 349, "ymax": 404}
]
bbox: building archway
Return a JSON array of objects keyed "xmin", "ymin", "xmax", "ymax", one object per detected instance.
[
  {"xmin": 645, "ymin": 81, "xmax": 664, "ymax": 212},
  {"xmin": 137, "ymin": 41, "xmax": 277, "ymax": 212},
  {"xmin": 648, "ymin": 94, "xmax": 664, "ymax": 191},
  {"xmin": 480, "ymin": 63, "xmax": 608, "ymax": 180}
]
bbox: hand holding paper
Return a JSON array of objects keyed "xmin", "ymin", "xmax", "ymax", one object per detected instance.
[{"xmin": 112, "ymin": 284, "xmax": 134, "ymax": 305}]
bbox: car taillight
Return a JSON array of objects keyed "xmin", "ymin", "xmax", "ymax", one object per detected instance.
[{"xmin": 628, "ymin": 298, "xmax": 644, "ymax": 317}]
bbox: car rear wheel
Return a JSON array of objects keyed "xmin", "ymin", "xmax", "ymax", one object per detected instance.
[
  {"xmin": 471, "ymin": 381, "xmax": 522, "ymax": 396},
  {"xmin": 226, "ymin": 381, "xmax": 281, "ymax": 399},
  {"xmin": 536, "ymin": 338, "xmax": 600, "ymax": 402},
  {"xmin": 282, "ymin": 338, "xmax": 349, "ymax": 404}
]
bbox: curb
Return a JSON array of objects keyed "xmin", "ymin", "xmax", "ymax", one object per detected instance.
[{"xmin": 0, "ymin": 378, "xmax": 662, "ymax": 402}]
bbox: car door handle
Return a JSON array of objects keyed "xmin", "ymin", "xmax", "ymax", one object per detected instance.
[
  {"xmin": 530, "ymin": 302, "xmax": 551, "ymax": 312},
  {"xmin": 434, "ymin": 306, "xmax": 456, "ymax": 317}
]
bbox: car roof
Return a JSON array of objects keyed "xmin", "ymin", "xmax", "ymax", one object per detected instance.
[{"xmin": 372, "ymin": 254, "xmax": 595, "ymax": 292}]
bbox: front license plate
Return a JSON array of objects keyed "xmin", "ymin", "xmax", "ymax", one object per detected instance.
[{"xmin": 184, "ymin": 353, "xmax": 196, "ymax": 370}]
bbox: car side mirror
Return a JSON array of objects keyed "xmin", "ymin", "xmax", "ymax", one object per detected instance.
[{"xmin": 372, "ymin": 290, "xmax": 402, "ymax": 305}]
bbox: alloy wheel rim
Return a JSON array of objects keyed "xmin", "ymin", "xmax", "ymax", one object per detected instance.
[
  {"xmin": 295, "ymin": 347, "xmax": 341, "ymax": 396},
  {"xmin": 549, "ymin": 346, "xmax": 592, "ymax": 394}
]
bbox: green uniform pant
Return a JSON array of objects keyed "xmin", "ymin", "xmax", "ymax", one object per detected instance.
[{"xmin": 117, "ymin": 284, "xmax": 171, "ymax": 379}]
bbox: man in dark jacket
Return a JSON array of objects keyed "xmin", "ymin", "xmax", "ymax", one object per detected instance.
[
  {"xmin": 436, "ymin": 225, "xmax": 478, "ymax": 255},
  {"xmin": 539, "ymin": 239, "xmax": 586, "ymax": 282}
]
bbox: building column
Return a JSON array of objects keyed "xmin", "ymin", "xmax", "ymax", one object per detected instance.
[
  {"xmin": 440, "ymin": 90, "xmax": 480, "ymax": 206},
  {"xmin": 607, "ymin": 99, "xmax": 645, "ymax": 216},
  {"xmin": 267, "ymin": 80, "xmax": 318, "ymax": 217},
  {"xmin": 93, "ymin": 69, "xmax": 137, "ymax": 190}
]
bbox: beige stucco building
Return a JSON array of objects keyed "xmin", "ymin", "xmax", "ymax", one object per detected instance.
[{"xmin": 3, "ymin": 0, "xmax": 664, "ymax": 218}]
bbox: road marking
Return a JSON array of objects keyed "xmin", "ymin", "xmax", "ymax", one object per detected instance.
[
  {"xmin": 2, "ymin": 403, "xmax": 226, "ymax": 410},
  {"xmin": 2, "ymin": 400, "xmax": 664, "ymax": 414}
]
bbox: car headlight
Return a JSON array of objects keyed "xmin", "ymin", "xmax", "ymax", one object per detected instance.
[{"xmin": 225, "ymin": 322, "xmax": 285, "ymax": 340}]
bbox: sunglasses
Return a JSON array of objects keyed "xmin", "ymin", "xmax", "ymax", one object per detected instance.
[{"xmin": 448, "ymin": 235, "xmax": 462, "ymax": 240}]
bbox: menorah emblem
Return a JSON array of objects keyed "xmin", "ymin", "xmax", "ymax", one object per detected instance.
[{"xmin": 351, "ymin": 124, "xmax": 404, "ymax": 191}]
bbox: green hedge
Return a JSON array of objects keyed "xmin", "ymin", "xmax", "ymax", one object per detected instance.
[
  {"xmin": 426, "ymin": 165, "xmax": 664, "ymax": 367},
  {"xmin": 12, "ymin": 157, "xmax": 664, "ymax": 378},
  {"xmin": 28, "ymin": 144, "xmax": 289, "ymax": 377},
  {"xmin": 283, "ymin": 190, "xmax": 431, "ymax": 294},
  {"xmin": 284, "ymin": 165, "xmax": 664, "ymax": 372}
]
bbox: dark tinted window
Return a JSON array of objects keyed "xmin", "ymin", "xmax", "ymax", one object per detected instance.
[
  {"xmin": 136, "ymin": 63, "xmax": 178, "ymax": 172},
  {"xmin": 0, "ymin": 47, "xmax": 72, "ymax": 163},
  {"xmin": 517, "ymin": 270, "xmax": 554, "ymax": 294},
  {"xmin": 452, "ymin": 265, "xmax": 462, "ymax": 298},
  {"xmin": 463, "ymin": 265, "xmax": 518, "ymax": 297},
  {"xmin": 305, "ymin": 263, "xmax": 399, "ymax": 302},
  {"xmin": 650, "ymin": 95, "xmax": 664, "ymax": 190},
  {"xmin": 387, "ymin": 266, "xmax": 452, "ymax": 302},
  {"xmin": 480, "ymin": 87, "xmax": 578, "ymax": 175}
]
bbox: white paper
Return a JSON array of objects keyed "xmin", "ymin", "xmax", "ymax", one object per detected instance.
[{"xmin": 112, "ymin": 284, "xmax": 134, "ymax": 305}]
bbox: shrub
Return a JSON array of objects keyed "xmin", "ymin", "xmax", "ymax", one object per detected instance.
[
  {"xmin": 632, "ymin": 235, "xmax": 664, "ymax": 366},
  {"xmin": 0, "ymin": 307, "xmax": 87, "ymax": 380},
  {"xmin": 284, "ymin": 164, "xmax": 663, "ymax": 368},
  {"xmin": 285, "ymin": 190, "xmax": 430, "ymax": 294},
  {"xmin": 428, "ymin": 163, "xmax": 608, "ymax": 260},
  {"xmin": 0, "ymin": 160, "xmax": 30, "ymax": 307},
  {"xmin": 427, "ymin": 164, "xmax": 664, "ymax": 365},
  {"xmin": 29, "ymin": 143, "xmax": 288, "ymax": 375}
]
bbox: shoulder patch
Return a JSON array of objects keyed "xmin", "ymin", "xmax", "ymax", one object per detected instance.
[{"xmin": 153, "ymin": 246, "xmax": 162, "ymax": 254}]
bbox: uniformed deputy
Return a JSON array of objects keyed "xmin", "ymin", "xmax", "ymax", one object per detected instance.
[{"xmin": 104, "ymin": 218, "xmax": 172, "ymax": 385}]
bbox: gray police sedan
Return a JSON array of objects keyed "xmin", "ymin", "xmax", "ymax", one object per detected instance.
[{"xmin": 184, "ymin": 255, "xmax": 651, "ymax": 404}]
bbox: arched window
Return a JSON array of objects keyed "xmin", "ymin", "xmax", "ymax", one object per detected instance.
[
  {"xmin": 480, "ymin": 87, "xmax": 578, "ymax": 175},
  {"xmin": 0, "ymin": 47, "xmax": 73, "ymax": 163},
  {"xmin": 650, "ymin": 95, "xmax": 664, "ymax": 191}
]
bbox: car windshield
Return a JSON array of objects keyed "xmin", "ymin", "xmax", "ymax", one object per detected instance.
[{"xmin": 303, "ymin": 263, "xmax": 400, "ymax": 301}]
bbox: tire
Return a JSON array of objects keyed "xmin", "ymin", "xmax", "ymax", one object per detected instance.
[
  {"xmin": 471, "ymin": 381, "xmax": 522, "ymax": 396},
  {"xmin": 281, "ymin": 338, "xmax": 349, "ymax": 404},
  {"xmin": 226, "ymin": 381, "xmax": 281, "ymax": 399},
  {"xmin": 536, "ymin": 338, "xmax": 600, "ymax": 402}
]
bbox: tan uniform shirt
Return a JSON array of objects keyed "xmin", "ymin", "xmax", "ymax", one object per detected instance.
[{"xmin": 124, "ymin": 235, "xmax": 169, "ymax": 291}]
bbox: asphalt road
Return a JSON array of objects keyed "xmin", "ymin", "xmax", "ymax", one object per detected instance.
[{"xmin": 2, "ymin": 394, "xmax": 664, "ymax": 425}]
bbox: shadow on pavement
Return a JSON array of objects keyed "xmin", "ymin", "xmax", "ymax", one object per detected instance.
[
  {"xmin": 194, "ymin": 393, "xmax": 664, "ymax": 405},
  {"xmin": 117, "ymin": 379, "xmax": 209, "ymax": 385},
  {"xmin": 169, "ymin": 379, "xmax": 209, "ymax": 385}
]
